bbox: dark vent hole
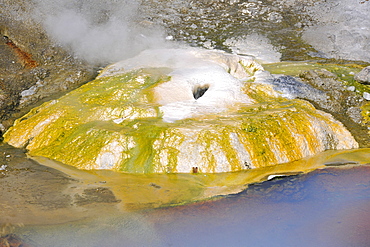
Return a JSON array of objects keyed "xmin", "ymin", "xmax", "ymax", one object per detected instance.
[{"xmin": 192, "ymin": 84, "xmax": 209, "ymax": 100}]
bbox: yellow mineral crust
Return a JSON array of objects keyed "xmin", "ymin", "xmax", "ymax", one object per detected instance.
[{"xmin": 4, "ymin": 48, "xmax": 358, "ymax": 173}]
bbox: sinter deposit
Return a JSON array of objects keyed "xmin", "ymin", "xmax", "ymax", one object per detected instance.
[{"xmin": 4, "ymin": 48, "xmax": 358, "ymax": 173}]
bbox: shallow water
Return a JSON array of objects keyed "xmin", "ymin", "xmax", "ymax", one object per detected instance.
[
  {"xmin": 29, "ymin": 148, "xmax": 370, "ymax": 211},
  {"xmin": 149, "ymin": 165, "xmax": 370, "ymax": 247},
  {"xmin": 1, "ymin": 148, "xmax": 369, "ymax": 246},
  {"xmin": 1, "ymin": 1, "xmax": 370, "ymax": 246},
  {"xmin": 13, "ymin": 164, "xmax": 370, "ymax": 247}
]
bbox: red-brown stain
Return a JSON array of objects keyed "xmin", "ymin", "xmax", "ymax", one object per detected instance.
[
  {"xmin": 192, "ymin": 167, "xmax": 198, "ymax": 173},
  {"xmin": 4, "ymin": 36, "xmax": 38, "ymax": 69},
  {"xmin": 0, "ymin": 234, "xmax": 31, "ymax": 247}
]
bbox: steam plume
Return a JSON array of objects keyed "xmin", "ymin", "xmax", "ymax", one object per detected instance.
[{"xmin": 32, "ymin": 0, "xmax": 168, "ymax": 65}]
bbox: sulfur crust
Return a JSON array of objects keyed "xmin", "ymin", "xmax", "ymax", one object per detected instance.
[{"xmin": 4, "ymin": 51, "xmax": 359, "ymax": 173}]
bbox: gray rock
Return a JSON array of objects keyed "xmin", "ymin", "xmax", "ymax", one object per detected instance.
[
  {"xmin": 0, "ymin": 0, "xmax": 97, "ymax": 130},
  {"xmin": 364, "ymin": 92, "xmax": 370, "ymax": 101},
  {"xmin": 354, "ymin": 66, "xmax": 370, "ymax": 84},
  {"xmin": 346, "ymin": 107, "xmax": 363, "ymax": 124},
  {"xmin": 299, "ymin": 69, "xmax": 346, "ymax": 113},
  {"xmin": 270, "ymin": 75, "xmax": 325, "ymax": 101},
  {"xmin": 299, "ymin": 69, "xmax": 369, "ymax": 147}
]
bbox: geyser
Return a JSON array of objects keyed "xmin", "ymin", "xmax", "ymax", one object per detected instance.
[
  {"xmin": 192, "ymin": 84, "xmax": 209, "ymax": 100},
  {"xmin": 4, "ymin": 48, "xmax": 358, "ymax": 173}
]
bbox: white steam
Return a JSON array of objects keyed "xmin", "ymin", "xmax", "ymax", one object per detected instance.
[
  {"xmin": 32, "ymin": 0, "xmax": 169, "ymax": 64},
  {"xmin": 223, "ymin": 34, "xmax": 281, "ymax": 64},
  {"xmin": 303, "ymin": 0, "xmax": 370, "ymax": 62}
]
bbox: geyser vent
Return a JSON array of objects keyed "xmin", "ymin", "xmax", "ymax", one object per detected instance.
[{"xmin": 192, "ymin": 84, "xmax": 209, "ymax": 100}]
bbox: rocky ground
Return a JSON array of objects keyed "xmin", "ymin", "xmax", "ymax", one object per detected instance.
[
  {"xmin": 0, "ymin": 0, "xmax": 97, "ymax": 132},
  {"xmin": 0, "ymin": 0, "xmax": 369, "ymax": 244},
  {"xmin": 299, "ymin": 68, "xmax": 370, "ymax": 147}
]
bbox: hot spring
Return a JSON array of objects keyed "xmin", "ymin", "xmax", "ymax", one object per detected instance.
[
  {"xmin": 1, "ymin": 0, "xmax": 370, "ymax": 246},
  {"xmin": 3, "ymin": 48, "xmax": 359, "ymax": 174}
]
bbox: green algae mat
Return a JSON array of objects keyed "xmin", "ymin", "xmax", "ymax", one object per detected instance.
[{"xmin": 4, "ymin": 48, "xmax": 359, "ymax": 174}]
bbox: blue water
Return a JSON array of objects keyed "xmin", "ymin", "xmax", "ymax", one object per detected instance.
[
  {"xmin": 17, "ymin": 165, "xmax": 370, "ymax": 247},
  {"xmin": 148, "ymin": 166, "xmax": 370, "ymax": 247}
]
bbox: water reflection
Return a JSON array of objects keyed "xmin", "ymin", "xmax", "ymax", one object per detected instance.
[
  {"xmin": 147, "ymin": 165, "xmax": 370, "ymax": 247},
  {"xmin": 30, "ymin": 148, "xmax": 370, "ymax": 211},
  {"xmin": 13, "ymin": 153, "xmax": 370, "ymax": 247}
]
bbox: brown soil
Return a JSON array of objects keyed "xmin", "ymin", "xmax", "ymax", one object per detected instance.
[{"xmin": 0, "ymin": 234, "xmax": 30, "ymax": 247}]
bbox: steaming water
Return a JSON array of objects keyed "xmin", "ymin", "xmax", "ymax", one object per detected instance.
[
  {"xmin": 12, "ymin": 161, "xmax": 370, "ymax": 247},
  {"xmin": 97, "ymin": 48, "xmax": 257, "ymax": 122},
  {"xmin": 302, "ymin": 0, "xmax": 370, "ymax": 62},
  {"xmin": 3, "ymin": 0, "xmax": 370, "ymax": 245},
  {"xmin": 31, "ymin": 0, "xmax": 370, "ymax": 64}
]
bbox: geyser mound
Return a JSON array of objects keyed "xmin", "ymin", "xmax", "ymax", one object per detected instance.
[{"xmin": 4, "ymin": 48, "xmax": 358, "ymax": 173}]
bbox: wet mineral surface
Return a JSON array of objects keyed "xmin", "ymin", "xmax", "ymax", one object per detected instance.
[
  {"xmin": 0, "ymin": 0, "xmax": 370, "ymax": 246},
  {"xmin": 0, "ymin": 144, "xmax": 121, "ymax": 226}
]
